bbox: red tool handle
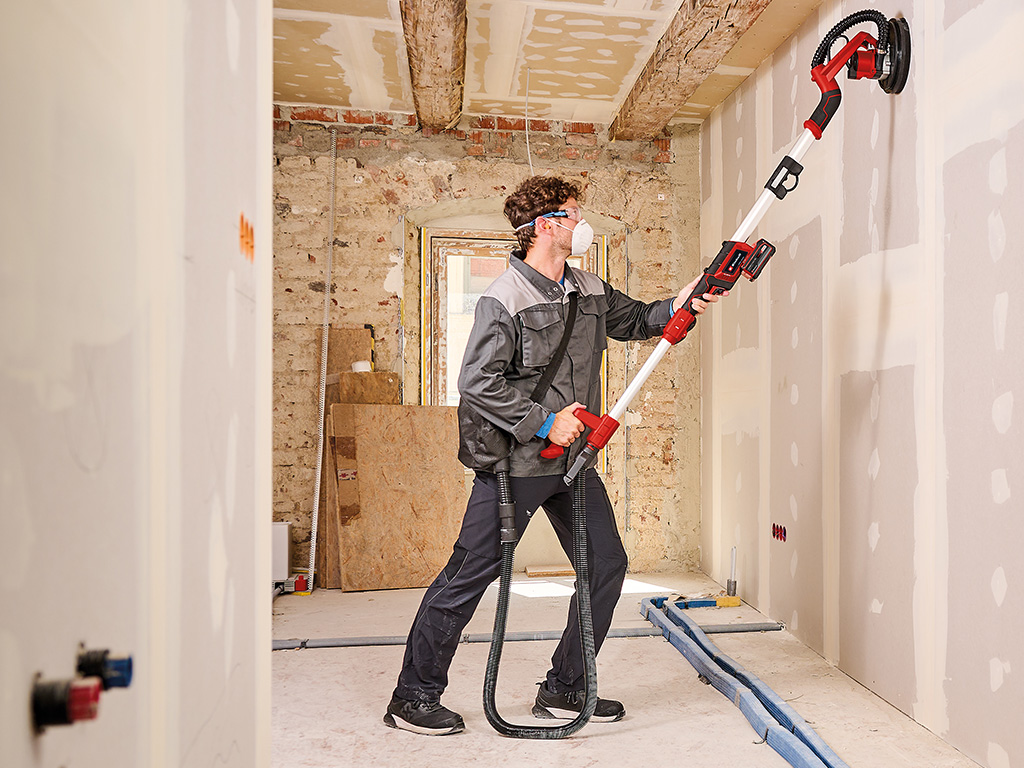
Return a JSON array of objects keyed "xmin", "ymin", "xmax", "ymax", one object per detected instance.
[
  {"xmin": 805, "ymin": 30, "xmax": 877, "ymax": 138},
  {"xmin": 540, "ymin": 408, "xmax": 620, "ymax": 459}
]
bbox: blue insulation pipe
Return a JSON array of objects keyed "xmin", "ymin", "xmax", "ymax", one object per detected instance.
[
  {"xmin": 640, "ymin": 598, "xmax": 850, "ymax": 768},
  {"xmin": 660, "ymin": 600, "xmax": 849, "ymax": 768}
]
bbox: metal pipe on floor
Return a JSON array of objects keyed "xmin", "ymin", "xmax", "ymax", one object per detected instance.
[{"xmin": 272, "ymin": 621, "xmax": 782, "ymax": 651}]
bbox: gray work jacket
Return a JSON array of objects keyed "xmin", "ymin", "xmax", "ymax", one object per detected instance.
[{"xmin": 457, "ymin": 251, "xmax": 675, "ymax": 477}]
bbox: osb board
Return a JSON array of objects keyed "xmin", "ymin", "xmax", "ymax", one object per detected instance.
[
  {"xmin": 314, "ymin": 406, "xmax": 352, "ymax": 589},
  {"xmin": 315, "ymin": 374, "xmax": 401, "ymax": 589},
  {"xmin": 339, "ymin": 404, "xmax": 466, "ymax": 591},
  {"xmin": 327, "ymin": 371, "xmax": 400, "ymax": 405},
  {"xmin": 316, "ymin": 326, "xmax": 373, "ymax": 374},
  {"xmin": 330, "ymin": 403, "xmax": 359, "ymax": 524}
]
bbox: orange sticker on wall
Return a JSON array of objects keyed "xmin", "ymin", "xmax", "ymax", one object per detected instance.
[{"xmin": 239, "ymin": 213, "xmax": 254, "ymax": 262}]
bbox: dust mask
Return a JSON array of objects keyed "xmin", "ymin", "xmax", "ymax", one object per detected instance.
[{"xmin": 555, "ymin": 218, "xmax": 595, "ymax": 256}]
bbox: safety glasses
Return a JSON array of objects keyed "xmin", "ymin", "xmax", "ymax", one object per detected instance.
[{"xmin": 514, "ymin": 206, "xmax": 582, "ymax": 231}]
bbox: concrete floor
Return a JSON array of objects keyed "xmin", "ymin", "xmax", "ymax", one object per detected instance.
[{"xmin": 272, "ymin": 571, "xmax": 978, "ymax": 767}]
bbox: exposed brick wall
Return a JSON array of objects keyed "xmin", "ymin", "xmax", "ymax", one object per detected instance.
[
  {"xmin": 274, "ymin": 105, "xmax": 675, "ymax": 164},
  {"xmin": 273, "ymin": 106, "xmax": 698, "ymax": 573}
]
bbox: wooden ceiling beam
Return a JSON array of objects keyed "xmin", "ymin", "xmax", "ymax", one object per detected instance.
[
  {"xmin": 400, "ymin": 0, "xmax": 467, "ymax": 130},
  {"xmin": 610, "ymin": 0, "xmax": 774, "ymax": 141}
]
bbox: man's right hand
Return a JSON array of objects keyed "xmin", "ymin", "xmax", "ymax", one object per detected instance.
[{"xmin": 547, "ymin": 402, "xmax": 586, "ymax": 447}]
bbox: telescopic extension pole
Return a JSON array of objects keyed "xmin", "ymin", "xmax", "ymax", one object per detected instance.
[{"xmin": 551, "ymin": 10, "xmax": 911, "ymax": 488}]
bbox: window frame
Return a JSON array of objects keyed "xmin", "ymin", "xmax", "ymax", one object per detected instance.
[{"xmin": 419, "ymin": 227, "xmax": 608, "ymax": 416}]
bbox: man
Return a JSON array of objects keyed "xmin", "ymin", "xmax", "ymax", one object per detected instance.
[{"xmin": 384, "ymin": 176, "xmax": 723, "ymax": 735}]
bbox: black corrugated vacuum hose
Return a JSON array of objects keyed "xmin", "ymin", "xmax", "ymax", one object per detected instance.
[
  {"xmin": 811, "ymin": 9, "xmax": 890, "ymax": 68},
  {"xmin": 482, "ymin": 467, "xmax": 597, "ymax": 738}
]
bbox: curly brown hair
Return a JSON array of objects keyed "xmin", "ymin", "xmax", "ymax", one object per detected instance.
[{"xmin": 504, "ymin": 176, "xmax": 583, "ymax": 252}]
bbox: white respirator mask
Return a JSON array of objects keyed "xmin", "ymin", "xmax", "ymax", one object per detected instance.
[{"xmin": 554, "ymin": 218, "xmax": 594, "ymax": 256}]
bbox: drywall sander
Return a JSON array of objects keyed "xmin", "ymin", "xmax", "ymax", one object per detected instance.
[{"xmin": 547, "ymin": 9, "xmax": 911, "ymax": 488}]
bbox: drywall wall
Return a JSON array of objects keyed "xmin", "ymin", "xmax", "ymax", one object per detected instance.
[
  {"xmin": 272, "ymin": 109, "xmax": 705, "ymax": 575},
  {"xmin": 699, "ymin": 0, "xmax": 1024, "ymax": 765},
  {"xmin": 0, "ymin": 1, "xmax": 272, "ymax": 766}
]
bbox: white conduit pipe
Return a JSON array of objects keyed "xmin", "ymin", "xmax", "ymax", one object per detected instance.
[{"xmin": 305, "ymin": 128, "xmax": 339, "ymax": 593}]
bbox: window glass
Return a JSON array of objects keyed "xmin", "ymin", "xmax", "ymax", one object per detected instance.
[{"xmin": 422, "ymin": 230, "xmax": 604, "ymax": 408}]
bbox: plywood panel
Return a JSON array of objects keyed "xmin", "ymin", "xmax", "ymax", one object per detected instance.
[
  {"xmin": 328, "ymin": 371, "xmax": 400, "ymax": 404},
  {"xmin": 317, "ymin": 325, "xmax": 373, "ymax": 374},
  {"xmin": 315, "ymin": 374, "xmax": 401, "ymax": 588},
  {"xmin": 315, "ymin": 405, "xmax": 344, "ymax": 589},
  {"xmin": 339, "ymin": 405, "xmax": 466, "ymax": 591}
]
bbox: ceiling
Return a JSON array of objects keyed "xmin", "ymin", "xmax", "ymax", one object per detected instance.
[{"xmin": 273, "ymin": 0, "xmax": 822, "ymax": 137}]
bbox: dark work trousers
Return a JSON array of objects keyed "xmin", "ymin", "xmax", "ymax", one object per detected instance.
[{"xmin": 394, "ymin": 468, "xmax": 628, "ymax": 703}]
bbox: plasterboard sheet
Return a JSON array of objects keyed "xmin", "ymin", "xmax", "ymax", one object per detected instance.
[
  {"xmin": 771, "ymin": 10, "xmax": 822, "ymax": 156},
  {"xmin": 839, "ymin": 4, "xmax": 920, "ymax": 265},
  {"xmin": 719, "ymin": 430, "xmax": 760, "ymax": 605},
  {"xmin": 769, "ymin": 217, "xmax": 824, "ymax": 653},
  {"xmin": 838, "ymin": 366, "xmax": 918, "ymax": 715},
  {"xmin": 942, "ymin": 116, "xmax": 1024, "ymax": 765}
]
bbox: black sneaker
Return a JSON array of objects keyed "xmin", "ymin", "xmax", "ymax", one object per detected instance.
[
  {"xmin": 383, "ymin": 694, "xmax": 465, "ymax": 735},
  {"xmin": 532, "ymin": 682, "xmax": 625, "ymax": 722}
]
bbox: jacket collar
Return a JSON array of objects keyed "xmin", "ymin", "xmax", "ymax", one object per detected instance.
[{"xmin": 510, "ymin": 250, "xmax": 576, "ymax": 302}]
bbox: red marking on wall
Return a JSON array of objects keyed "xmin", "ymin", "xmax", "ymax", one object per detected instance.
[{"xmin": 240, "ymin": 213, "xmax": 254, "ymax": 262}]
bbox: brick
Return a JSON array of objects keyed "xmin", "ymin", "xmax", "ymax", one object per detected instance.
[
  {"xmin": 471, "ymin": 116, "xmax": 496, "ymax": 129},
  {"xmin": 563, "ymin": 147, "xmax": 580, "ymax": 160},
  {"xmin": 403, "ymin": 113, "xmax": 418, "ymax": 127},
  {"xmin": 497, "ymin": 116, "xmax": 526, "ymax": 131},
  {"xmin": 527, "ymin": 119, "xmax": 552, "ymax": 132},
  {"xmin": 343, "ymin": 110, "xmax": 374, "ymax": 125},
  {"xmin": 359, "ymin": 138, "xmax": 382, "ymax": 148},
  {"xmin": 564, "ymin": 121, "xmax": 596, "ymax": 134},
  {"xmin": 582, "ymin": 149, "xmax": 601, "ymax": 161},
  {"xmin": 274, "ymin": 105, "xmax": 281, "ymax": 119},
  {"xmin": 567, "ymin": 133, "xmax": 598, "ymax": 147},
  {"xmin": 290, "ymin": 107, "xmax": 337, "ymax": 123},
  {"xmin": 470, "ymin": 131, "xmax": 484, "ymax": 144},
  {"xmin": 375, "ymin": 112, "xmax": 393, "ymax": 125},
  {"xmin": 654, "ymin": 138, "xmax": 671, "ymax": 151},
  {"xmin": 387, "ymin": 139, "xmax": 405, "ymax": 151},
  {"xmin": 274, "ymin": 120, "xmax": 291, "ymax": 132},
  {"xmin": 336, "ymin": 136, "xmax": 356, "ymax": 150},
  {"xmin": 466, "ymin": 144, "xmax": 486, "ymax": 156},
  {"xmin": 654, "ymin": 151, "xmax": 674, "ymax": 163}
]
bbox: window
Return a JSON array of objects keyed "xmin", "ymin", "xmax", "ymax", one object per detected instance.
[{"xmin": 420, "ymin": 228, "xmax": 607, "ymax": 408}]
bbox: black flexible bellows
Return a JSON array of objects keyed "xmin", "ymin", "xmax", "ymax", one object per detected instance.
[{"xmin": 811, "ymin": 9, "xmax": 889, "ymax": 67}]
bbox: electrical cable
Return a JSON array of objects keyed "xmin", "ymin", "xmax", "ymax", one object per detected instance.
[
  {"xmin": 304, "ymin": 127, "xmax": 338, "ymax": 593},
  {"xmin": 525, "ymin": 68, "xmax": 534, "ymax": 175}
]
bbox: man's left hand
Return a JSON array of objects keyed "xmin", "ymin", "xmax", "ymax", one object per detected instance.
[{"xmin": 673, "ymin": 275, "xmax": 726, "ymax": 314}]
